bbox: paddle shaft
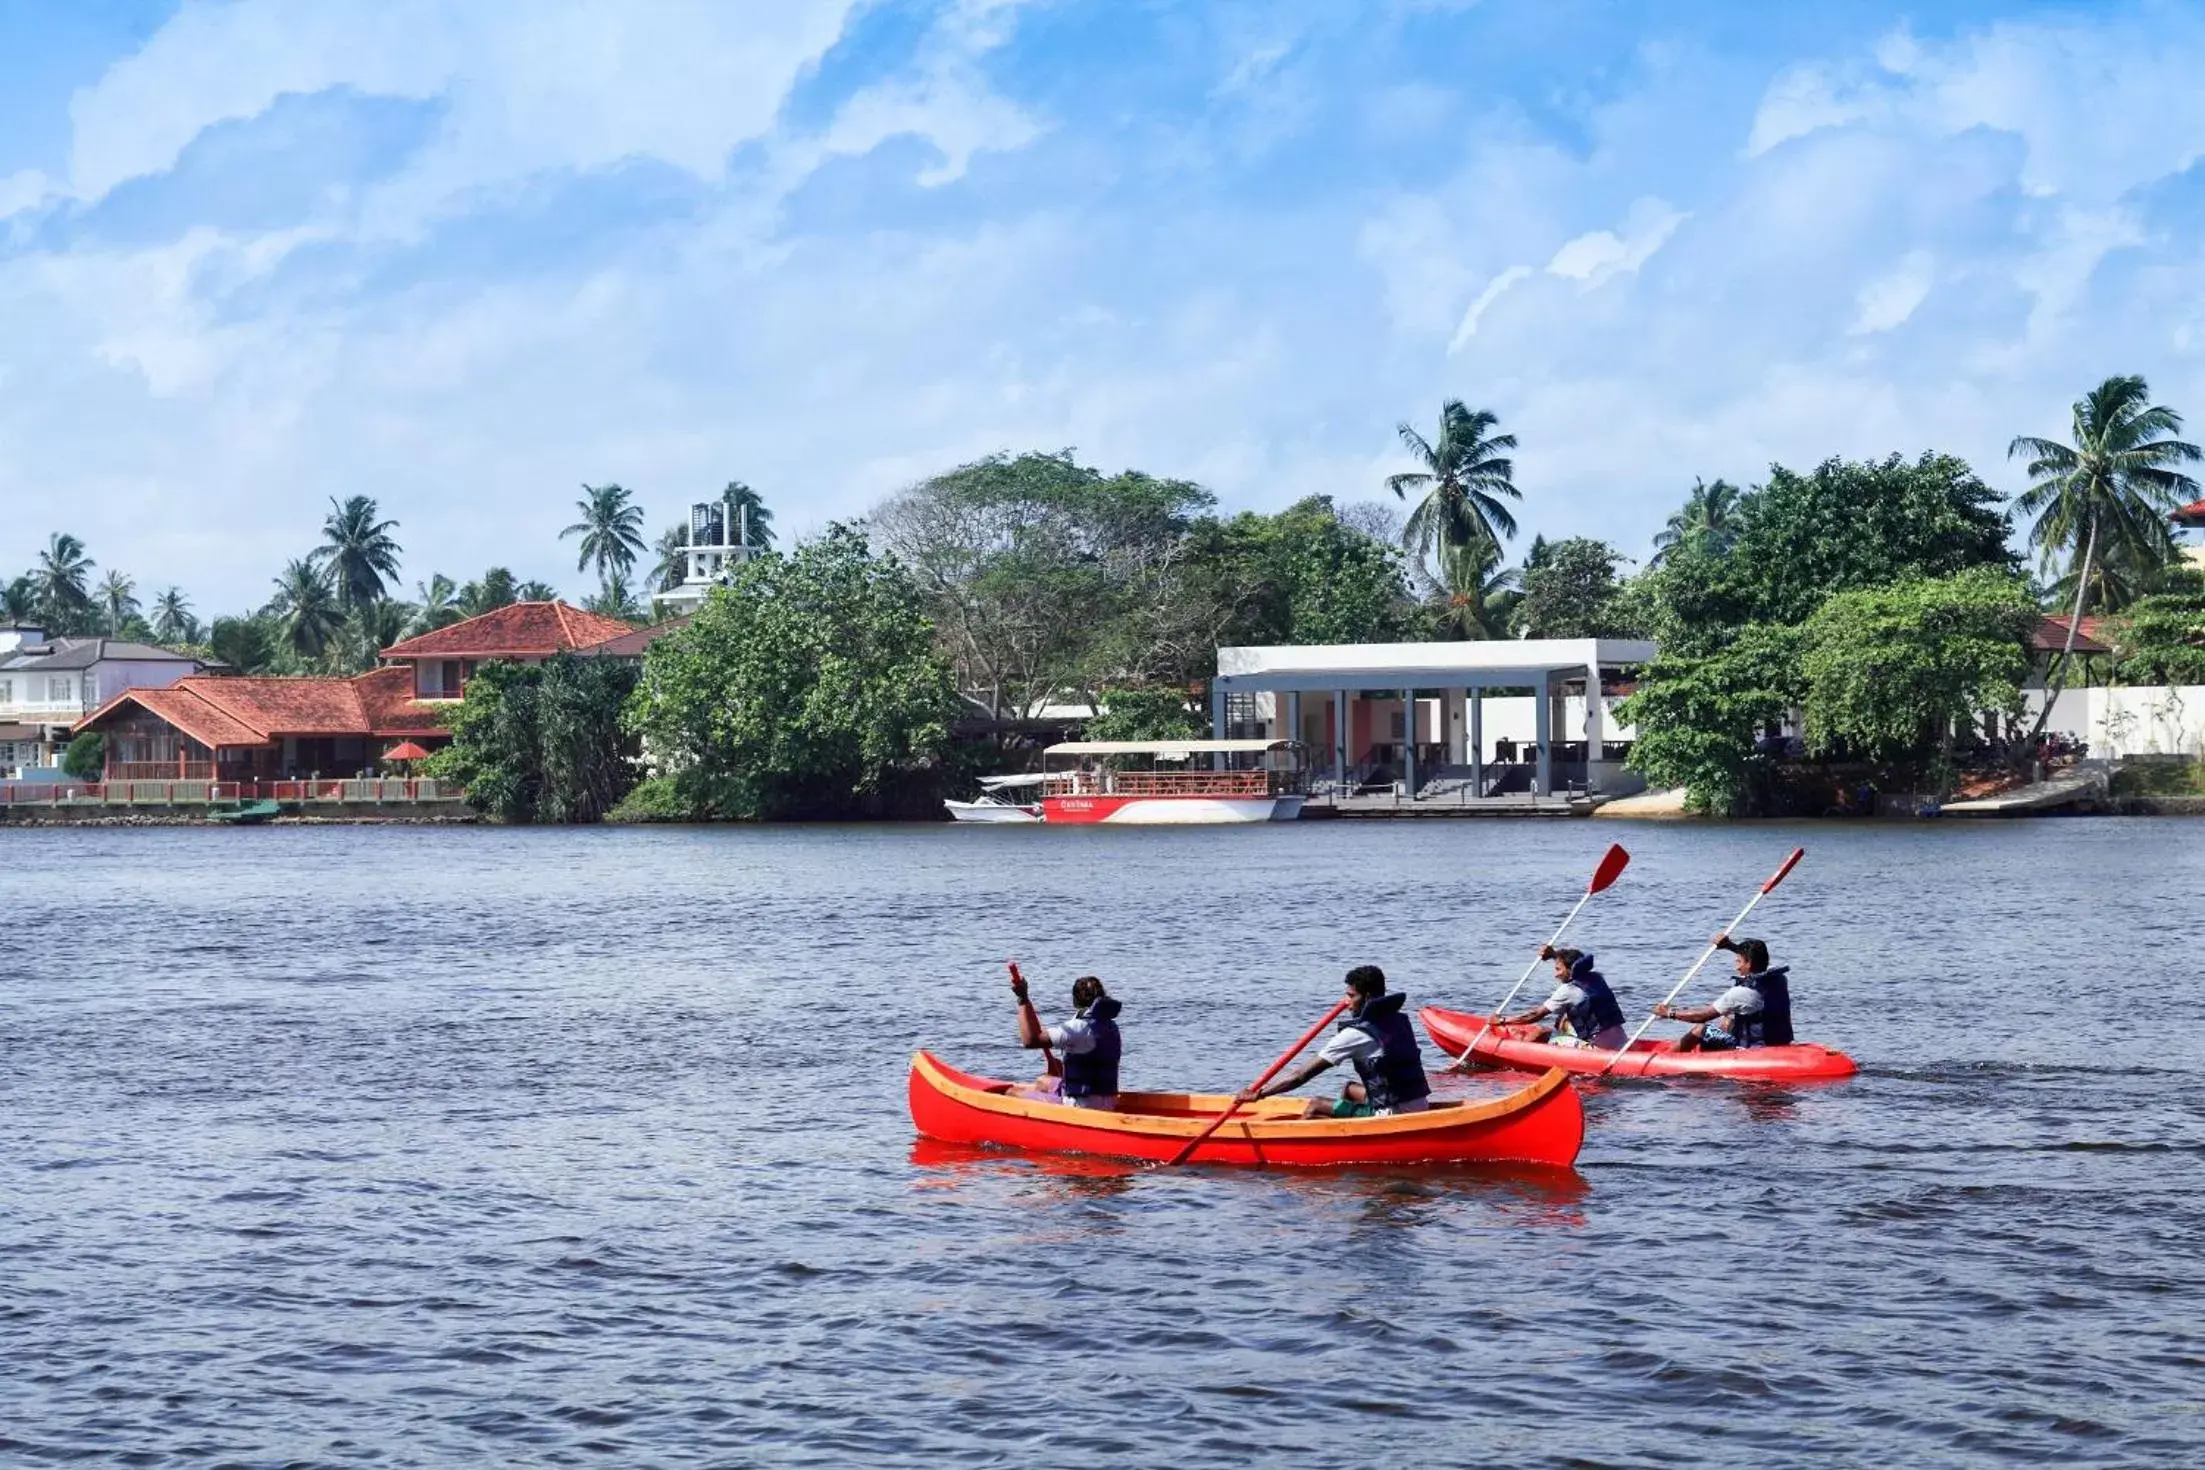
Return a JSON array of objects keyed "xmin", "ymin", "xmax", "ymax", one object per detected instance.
[
  {"xmin": 1603, "ymin": 850, "xmax": 1803, "ymax": 1076},
  {"xmin": 1165, "ymin": 999, "xmax": 1351, "ymax": 1167},
  {"xmin": 1007, "ymin": 962, "xmax": 1056, "ymax": 1074}
]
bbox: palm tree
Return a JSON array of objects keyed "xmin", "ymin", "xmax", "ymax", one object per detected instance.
[
  {"xmin": 1651, "ymin": 478, "xmax": 1742, "ymax": 564},
  {"xmin": 97, "ymin": 570, "xmax": 141, "ymax": 634},
  {"xmin": 459, "ymin": 567, "xmax": 518, "ymax": 617},
  {"xmin": 317, "ymin": 495, "xmax": 403, "ymax": 608},
  {"xmin": 560, "ymin": 483, "xmax": 647, "ymax": 586},
  {"xmin": 723, "ymin": 481, "xmax": 776, "ymax": 548},
  {"xmin": 151, "ymin": 587, "xmax": 196, "ymax": 643},
  {"xmin": 337, "ymin": 599, "xmax": 415, "ymax": 673},
  {"xmin": 1387, "ymin": 401, "xmax": 1521, "ymax": 579},
  {"xmin": 1424, "ymin": 540, "xmax": 1521, "ymax": 640},
  {"xmin": 410, "ymin": 575, "xmax": 463, "ymax": 634},
  {"xmin": 515, "ymin": 579, "xmax": 559, "ymax": 601},
  {"xmin": 268, "ymin": 558, "xmax": 344, "ymax": 660},
  {"xmin": 33, "ymin": 533, "xmax": 96, "ymax": 631},
  {"xmin": 651, "ymin": 523, "xmax": 690, "ymax": 592},
  {"xmin": 583, "ymin": 570, "xmax": 644, "ymax": 621},
  {"xmin": 3, "ymin": 576, "xmax": 36, "ymax": 626},
  {"xmin": 2013, "ymin": 374, "xmax": 2202, "ymax": 733}
]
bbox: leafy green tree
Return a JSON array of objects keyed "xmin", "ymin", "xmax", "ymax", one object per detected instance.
[
  {"xmin": 2012, "ymin": 375, "xmax": 2201, "ymax": 730},
  {"xmin": 267, "ymin": 559, "xmax": 343, "ymax": 660},
  {"xmin": 1514, "ymin": 537, "xmax": 1638, "ymax": 638},
  {"xmin": 2107, "ymin": 568, "xmax": 2205, "ymax": 685},
  {"xmin": 459, "ymin": 567, "xmax": 518, "ymax": 616},
  {"xmin": 629, "ymin": 525, "xmax": 957, "ymax": 819},
  {"xmin": 96, "ymin": 570, "xmax": 140, "ymax": 635},
  {"xmin": 3, "ymin": 576, "xmax": 35, "ymax": 625},
  {"xmin": 208, "ymin": 616, "xmax": 278, "ymax": 673},
  {"xmin": 1799, "ymin": 568, "xmax": 2036, "ymax": 786},
  {"xmin": 62, "ymin": 731, "xmax": 103, "ymax": 778},
  {"xmin": 317, "ymin": 495, "xmax": 402, "ymax": 609},
  {"xmin": 1423, "ymin": 538, "xmax": 1520, "ymax": 639},
  {"xmin": 1387, "ymin": 400, "xmax": 1520, "ymax": 577},
  {"xmin": 1650, "ymin": 478, "xmax": 1741, "ymax": 565},
  {"xmin": 151, "ymin": 587, "xmax": 196, "ymax": 643},
  {"xmin": 428, "ymin": 655, "xmax": 640, "ymax": 823},
  {"xmin": 1616, "ymin": 625, "xmax": 1806, "ymax": 814},
  {"xmin": 410, "ymin": 575, "xmax": 463, "ymax": 633},
  {"xmin": 1086, "ymin": 686, "xmax": 1205, "ymax": 741},
  {"xmin": 32, "ymin": 533, "xmax": 96, "ymax": 633},
  {"xmin": 1284, "ymin": 521, "xmax": 1413, "ymax": 644},
  {"xmin": 561, "ymin": 483, "xmax": 647, "ymax": 588}
]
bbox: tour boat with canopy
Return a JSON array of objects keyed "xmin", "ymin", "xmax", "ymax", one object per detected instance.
[
  {"xmin": 943, "ymin": 773, "xmax": 1045, "ymax": 823},
  {"xmin": 907, "ymin": 1051, "xmax": 1584, "ymax": 1168},
  {"xmin": 1037, "ymin": 738, "xmax": 1307, "ymax": 824}
]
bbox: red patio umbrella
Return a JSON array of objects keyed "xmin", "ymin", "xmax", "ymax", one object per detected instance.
[{"xmin": 383, "ymin": 741, "xmax": 431, "ymax": 763}]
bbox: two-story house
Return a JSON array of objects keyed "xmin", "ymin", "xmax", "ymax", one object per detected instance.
[{"xmin": 0, "ymin": 630, "xmax": 201, "ymax": 775}]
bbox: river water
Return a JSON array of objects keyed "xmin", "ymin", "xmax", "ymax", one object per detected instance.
[{"xmin": 2, "ymin": 819, "xmax": 2200, "ymax": 1465}]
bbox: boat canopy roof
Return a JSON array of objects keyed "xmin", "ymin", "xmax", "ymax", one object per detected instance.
[
  {"xmin": 1043, "ymin": 738, "xmax": 1297, "ymax": 756},
  {"xmin": 976, "ymin": 772, "xmax": 1048, "ymax": 789}
]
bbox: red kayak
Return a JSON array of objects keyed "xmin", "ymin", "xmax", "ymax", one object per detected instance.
[
  {"xmin": 1419, "ymin": 1006, "xmax": 1859, "ymax": 1082},
  {"xmin": 908, "ymin": 1051, "xmax": 1584, "ymax": 1168}
]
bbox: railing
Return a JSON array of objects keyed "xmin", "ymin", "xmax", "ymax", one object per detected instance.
[
  {"xmin": 0, "ymin": 778, "xmax": 455, "ymax": 806},
  {"xmin": 1046, "ymin": 770, "xmax": 1279, "ymax": 798},
  {"xmin": 0, "ymin": 701, "xmax": 88, "ymax": 722}
]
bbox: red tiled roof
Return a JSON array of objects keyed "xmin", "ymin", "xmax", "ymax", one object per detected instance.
[
  {"xmin": 379, "ymin": 601, "xmax": 638, "ymax": 660},
  {"xmin": 2030, "ymin": 614, "xmax": 2110, "ymax": 655},
  {"xmin": 76, "ymin": 669, "xmax": 451, "ymax": 744},
  {"xmin": 2173, "ymin": 498, "xmax": 2205, "ymax": 527},
  {"xmin": 578, "ymin": 617, "xmax": 686, "ymax": 658}
]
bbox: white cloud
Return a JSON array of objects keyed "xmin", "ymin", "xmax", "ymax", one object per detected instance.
[
  {"xmin": 1447, "ymin": 266, "xmax": 1531, "ymax": 352},
  {"xmin": 1849, "ymin": 250, "xmax": 1935, "ymax": 335},
  {"xmin": 1544, "ymin": 198, "xmax": 1687, "ymax": 289}
]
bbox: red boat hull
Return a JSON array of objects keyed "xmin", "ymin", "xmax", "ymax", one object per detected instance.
[
  {"xmin": 1419, "ymin": 1005, "xmax": 1859, "ymax": 1082},
  {"xmin": 908, "ymin": 1051, "xmax": 1583, "ymax": 1168}
]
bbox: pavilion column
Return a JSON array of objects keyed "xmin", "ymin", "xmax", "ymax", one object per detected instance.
[
  {"xmin": 1335, "ymin": 688, "xmax": 1348, "ymax": 792},
  {"xmin": 1401, "ymin": 687, "xmax": 1415, "ymax": 801},
  {"xmin": 1585, "ymin": 661, "xmax": 1605, "ymax": 772},
  {"xmin": 1535, "ymin": 675, "xmax": 1553, "ymax": 797},
  {"xmin": 1210, "ymin": 681, "xmax": 1226, "ymax": 770},
  {"xmin": 1288, "ymin": 690, "xmax": 1302, "ymax": 750},
  {"xmin": 1470, "ymin": 688, "xmax": 1484, "ymax": 798}
]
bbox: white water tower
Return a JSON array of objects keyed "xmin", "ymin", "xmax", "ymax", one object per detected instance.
[{"xmin": 653, "ymin": 490, "xmax": 757, "ymax": 616}]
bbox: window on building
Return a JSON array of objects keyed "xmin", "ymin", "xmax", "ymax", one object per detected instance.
[
  {"xmin": 0, "ymin": 678, "xmax": 12, "ymax": 705},
  {"xmin": 442, "ymin": 660, "xmax": 461, "ymax": 696},
  {"xmin": 48, "ymin": 676, "xmax": 71, "ymax": 702}
]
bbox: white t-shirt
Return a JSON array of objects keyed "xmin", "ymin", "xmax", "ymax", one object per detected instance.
[
  {"xmin": 1044, "ymin": 1015, "xmax": 1116, "ymax": 1105},
  {"xmin": 1711, "ymin": 985, "xmax": 1764, "ymax": 1020},
  {"xmin": 1539, "ymin": 982, "xmax": 1587, "ymax": 1016},
  {"xmin": 1315, "ymin": 1020, "xmax": 1429, "ymax": 1113}
]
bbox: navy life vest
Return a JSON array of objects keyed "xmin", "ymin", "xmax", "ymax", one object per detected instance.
[
  {"xmin": 1059, "ymin": 996, "xmax": 1122, "ymax": 1098},
  {"xmin": 1732, "ymin": 967, "xmax": 1792, "ymax": 1048},
  {"xmin": 1341, "ymin": 993, "xmax": 1431, "ymax": 1112},
  {"xmin": 1561, "ymin": 954, "xmax": 1626, "ymax": 1042}
]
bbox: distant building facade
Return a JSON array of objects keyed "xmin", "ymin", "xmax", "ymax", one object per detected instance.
[
  {"xmin": 653, "ymin": 491, "xmax": 759, "ymax": 617},
  {"xmin": 0, "ymin": 630, "xmax": 201, "ymax": 775}
]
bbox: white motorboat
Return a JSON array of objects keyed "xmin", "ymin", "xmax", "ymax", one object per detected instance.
[{"xmin": 944, "ymin": 772, "xmax": 1045, "ymax": 823}]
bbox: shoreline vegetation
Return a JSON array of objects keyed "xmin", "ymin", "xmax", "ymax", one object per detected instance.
[{"xmin": 12, "ymin": 376, "xmax": 2205, "ymax": 826}]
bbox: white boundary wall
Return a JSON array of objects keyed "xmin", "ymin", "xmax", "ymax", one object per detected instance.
[{"xmin": 2026, "ymin": 685, "xmax": 2205, "ymax": 758}]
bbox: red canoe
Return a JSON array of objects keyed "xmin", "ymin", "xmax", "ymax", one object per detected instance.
[
  {"xmin": 1418, "ymin": 1006, "xmax": 1860, "ymax": 1082},
  {"xmin": 908, "ymin": 1051, "xmax": 1584, "ymax": 1168}
]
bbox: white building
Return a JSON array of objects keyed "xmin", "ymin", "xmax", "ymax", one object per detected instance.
[
  {"xmin": 1212, "ymin": 637, "xmax": 1659, "ymax": 798},
  {"xmin": 653, "ymin": 492, "xmax": 760, "ymax": 617},
  {"xmin": 0, "ymin": 632, "xmax": 201, "ymax": 774}
]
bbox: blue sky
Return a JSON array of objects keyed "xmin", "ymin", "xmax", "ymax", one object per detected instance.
[{"xmin": 3, "ymin": 0, "xmax": 2203, "ymax": 613}]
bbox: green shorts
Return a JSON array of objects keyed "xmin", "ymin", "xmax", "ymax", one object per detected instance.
[{"xmin": 1330, "ymin": 1098, "xmax": 1377, "ymax": 1118}]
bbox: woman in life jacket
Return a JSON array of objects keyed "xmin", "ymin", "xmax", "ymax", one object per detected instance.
[
  {"xmin": 1009, "ymin": 971, "xmax": 1122, "ymax": 1109},
  {"xmin": 1236, "ymin": 965, "xmax": 1433, "ymax": 1119},
  {"xmin": 1484, "ymin": 946, "xmax": 1629, "ymax": 1050},
  {"xmin": 1654, "ymin": 935, "xmax": 1794, "ymax": 1051}
]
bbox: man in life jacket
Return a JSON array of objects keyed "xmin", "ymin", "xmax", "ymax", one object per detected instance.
[
  {"xmin": 1478, "ymin": 946, "xmax": 1629, "ymax": 1051},
  {"xmin": 1655, "ymin": 935, "xmax": 1794, "ymax": 1050},
  {"xmin": 1009, "ymin": 970, "xmax": 1122, "ymax": 1109},
  {"xmin": 1236, "ymin": 965, "xmax": 1432, "ymax": 1119}
]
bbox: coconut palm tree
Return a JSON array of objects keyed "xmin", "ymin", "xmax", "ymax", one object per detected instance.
[
  {"xmin": 1651, "ymin": 478, "xmax": 1742, "ymax": 564},
  {"xmin": 337, "ymin": 598, "xmax": 415, "ymax": 673},
  {"xmin": 2013, "ymin": 374, "xmax": 2202, "ymax": 733},
  {"xmin": 151, "ymin": 587, "xmax": 196, "ymax": 643},
  {"xmin": 1423, "ymin": 539, "xmax": 1521, "ymax": 640},
  {"xmin": 459, "ymin": 567, "xmax": 517, "ymax": 617},
  {"xmin": 317, "ymin": 495, "xmax": 403, "ymax": 608},
  {"xmin": 516, "ymin": 579, "xmax": 559, "ymax": 601},
  {"xmin": 651, "ymin": 523, "xmax": 690, "ymax": 592},
  {"xmin": 723, "ymin": 480, "xmax": 776, "ymax": 548},
  {"xmin": 268, "ymin": 558, "xmax": 344, "ymax": 661},
  {"xmin": 32, "ymin": 533, "xmax": 96, "ymax": 631},
  {"xmin": 1386, "ymin": 401, "xmax": 1521, "ymax": 578},
  {"xmin": 3, "ymin": 576, "xmax": 37, "ymax": 626},
  {"xmin": 560, "ymin": 483, "xmax": 647, "ymax": 586},
  {"xmin": 583, "ymin": 570, "xmax": 644, "ymax": 621},
  {"xmin": 410, "ymin": 574, "xmax": 463, "ymax": 633},
  {"xmin": 96, "ymin": 570, "xmax": 141, "ymax": 634}
]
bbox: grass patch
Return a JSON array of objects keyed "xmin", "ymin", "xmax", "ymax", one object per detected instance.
[{"xmin": 2110, "ymin": 757, "xmax": 2205, "ymax": 797}]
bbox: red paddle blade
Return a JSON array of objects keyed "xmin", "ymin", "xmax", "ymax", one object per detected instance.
[
  {"xmin": 1761, "ymin": 847, "xmax": 1805, "ymax": 894},
  {"xmin": 1587, "ymin": 843, "xmax": 1631, "ymax": 894}
]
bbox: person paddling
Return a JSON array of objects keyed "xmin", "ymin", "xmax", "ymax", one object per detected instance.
[
  {"xmin": 1653, "ymin": 935, "xmax": 1793, "ymax": 1051},
  {"xmin": 1476, "ymin": 946, "xmax": 1628, "ymax": 1053},
  {"xmin": 1237, "ymin": 966, "xmax": 1431, "ymax": 1118},
  {"xmin": 1009, "ymin": 971, "xmax": 1122, "ymax": 1109}
]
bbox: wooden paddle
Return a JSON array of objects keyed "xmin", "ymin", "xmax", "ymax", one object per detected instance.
[
  {"xmin": 1602, "ymin": 847, "xmax": 1804, "ymax": 1077},
  {"xmin": 1447, "ymin": 842, "xmax": 1630, "ymax": 1071},
  {"xmin": 1164, "ymin": 999, "xmax": 1351, "ymax": 1167},
  {"xmin": 1007, "ymin": 961, "xmax": 1057, "ymax": 1076}
]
